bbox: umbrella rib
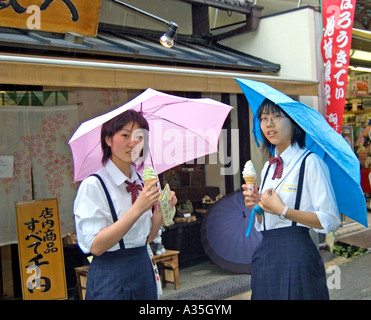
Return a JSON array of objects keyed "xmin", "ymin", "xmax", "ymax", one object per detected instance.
[
  {"xmin": 141, "ymin": 101, "xmax": 189, "ymax": 119},
  {"xmin": 140, "ymin": 101, "xmax": 189, "ymax": 114}
]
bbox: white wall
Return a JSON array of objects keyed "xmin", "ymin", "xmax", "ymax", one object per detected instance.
[
  {"xmin": 253, "ymin": 0, "xmax": 320, "ymax": 17},
  {"xmin": 99, "ymin": 0, "xmax": 193, "ymax": 34},
  {"xmin": 220, "ymin": 8, "xmax": 317, "ymax": 80}
]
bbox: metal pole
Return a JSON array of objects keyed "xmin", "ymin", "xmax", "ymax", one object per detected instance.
[{"xmin": 112, "ymin": 0, "xmax": 170, "ymax": 25}]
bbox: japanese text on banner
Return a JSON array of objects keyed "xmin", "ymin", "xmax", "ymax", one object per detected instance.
[{"xmin": 321, "ymin": 0, "xmax": 356, "ymax": 133}]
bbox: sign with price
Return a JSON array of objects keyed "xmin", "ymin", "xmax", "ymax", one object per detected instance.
[{"xmin": 15, "ymin": 198, "xmax": 67, "ymax": 300}]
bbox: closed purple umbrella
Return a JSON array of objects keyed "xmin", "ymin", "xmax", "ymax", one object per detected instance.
[{"xmin": 201, "ymin": 191, "xmax": 262, "ymax": 274}]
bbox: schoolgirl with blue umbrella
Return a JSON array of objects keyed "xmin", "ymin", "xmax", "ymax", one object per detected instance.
[{"xmin": 243, "ymin": 99, "xmax": 341, "ymax": 300}]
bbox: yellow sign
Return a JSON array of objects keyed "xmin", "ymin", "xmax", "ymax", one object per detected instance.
[
  {"xmin": 0, "ymin": 0, "xmax": 102, "ymax": 36},
  {"xmin": 15, "ymin": 198, "xmax": 67, "ymax": 300}
]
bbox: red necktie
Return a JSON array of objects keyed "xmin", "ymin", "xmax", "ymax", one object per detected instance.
[
  {"xmin": 125, "ymin": 180, "xmax": 142, "ymax": 204},
  {"xmin": 269, "ymin": 156, "xmax": 283, "ymax": 180}
]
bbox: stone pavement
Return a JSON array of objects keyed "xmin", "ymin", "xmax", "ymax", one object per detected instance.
[
  {"xmin": 228, "ymin": 251, "xmax": 371, "ymax": 300},
  {"xmin": 327, "ymin": 251, "xmax": 371, "ymax": 300},
  {"xmin": 160, "ymin": 250, "xmax": 371, "ymax": 300},
  {"xmin": 160, "ymin": 259, "xmax": 248, "ymax": 300}
]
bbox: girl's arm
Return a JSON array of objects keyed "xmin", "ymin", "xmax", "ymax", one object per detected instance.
[
  {"xmin": 242, "ymin": 184, "xmax": 263, "ymax": 223},
  {"xmin": 259, "ymin": 188, "xmax": 323, "ymax": 229},
  {"xmin": 90, "ymin": 180, "xmax": 160, "ymax": 256},
  {"xmin": 147, "ymin": 205, "xmax": 164, "ymax": 244}
]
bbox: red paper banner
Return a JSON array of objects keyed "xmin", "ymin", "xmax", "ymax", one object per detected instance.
[{"xmin": 321, "ymin": 0, "xmax": 356, "ymax": 133}]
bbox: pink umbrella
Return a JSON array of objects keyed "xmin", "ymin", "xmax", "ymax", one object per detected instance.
[{"xmin": 68, "ymin": 88, "xmax": 233, "ymax": 181}]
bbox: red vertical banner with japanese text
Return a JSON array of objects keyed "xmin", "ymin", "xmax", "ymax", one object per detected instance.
[{"xmin": 321, "ymin": 0, "xmax": 356, "ymax": 133}]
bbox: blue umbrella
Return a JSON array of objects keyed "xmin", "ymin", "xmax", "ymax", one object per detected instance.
[
  {"xmin": 201, "ymin": 191, "xmax": 262, "ymax": 274},
  {"xmin": 235, "ymin": 78, "xmax": 368, "ymax": 228}
]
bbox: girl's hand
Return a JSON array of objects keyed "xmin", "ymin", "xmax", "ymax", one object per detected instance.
[
  {"xmin": 169, "ymin": 191, "xmax": 177, "ymax": 208},
  {"xmin": 242, "ymin": 183, "xmax": 260, "ymax": 208},
  {"xmin": 258, "ymin": 188, "xmax": 285, "ymax": 215},
  {"xmin": 134, "ymin": 180, "xmax": 160, "ymax": 213}
]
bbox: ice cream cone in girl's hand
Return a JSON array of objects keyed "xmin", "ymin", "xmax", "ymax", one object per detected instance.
[
  {"xmin": 242, "ymin": 160, "xmax": 256, "ymax": 192},
  {"xmin": 143, "ymin": 166, "xmax": 158, "ymax": 186}
]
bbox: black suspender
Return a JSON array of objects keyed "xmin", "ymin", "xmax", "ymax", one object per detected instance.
[
  {"xmin": 294, "ymin": 152, "xmax": 312, "ymax": 211},
  {"xmin": 292, "ymin": 152, "xmax": 312, "ymax": 226},
  {"xmin": 90, "ymin": 174, "xmax": 125, "ymax": 250}
]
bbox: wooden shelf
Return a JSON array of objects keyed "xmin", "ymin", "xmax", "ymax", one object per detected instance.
[
  {"xmin": 161, "ymin": 165, "xmax": 205, "ymax": 205},
  {"xmin": 344, "ymin": 109, "xmax": 371, "ymax": 114}
]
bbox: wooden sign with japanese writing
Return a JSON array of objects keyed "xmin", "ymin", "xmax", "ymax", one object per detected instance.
[
  {"xmin": 0, "ymin": 0, "xmax": 102, "ymax": 36},
  {"xmin": 15, "ymin": 198, "xmax": 67, "ymax": 300}
]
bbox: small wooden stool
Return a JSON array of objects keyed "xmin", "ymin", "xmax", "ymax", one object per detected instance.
[
  {"xmin": 74, "ymin": 265, "xmax": 89, "ymax": 300},
  {"xmin": 152, "ymin": 250, "xmax": 180, "ymax": 290}
]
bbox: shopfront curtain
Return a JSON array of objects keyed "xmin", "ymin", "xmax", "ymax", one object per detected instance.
[{"xmin": 0, "ymin": 105, "xmax": 79, "ymax": 246}]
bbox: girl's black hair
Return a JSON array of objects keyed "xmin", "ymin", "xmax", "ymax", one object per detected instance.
[
  {"xmin": 258, "ymin": 99, "xmax": 305, "ymax": 153},
  {"xmin": 101, "ymin": 110, "xmax": 149, "ymax": 166}
]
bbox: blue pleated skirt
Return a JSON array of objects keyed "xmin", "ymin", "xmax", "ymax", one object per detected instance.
[
  {"xmin": 251, "ymin": 226, "xmax": 329, "ymax": 300},
  {"xmin": 85, "ymin": 245, "xmax": 157, "ymax": 300}
]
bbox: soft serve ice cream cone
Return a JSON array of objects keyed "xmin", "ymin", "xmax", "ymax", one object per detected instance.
[
  {"xmin": 242, "ymin": 160, "xmax": 256, "ymax": 192},
  {"xmin": 242, "ymin": 160, "xmax": 264, "ymax": 237},
  {"xmin": 143, "ymin": 166, "xmax": 158, "ymax": 186}
]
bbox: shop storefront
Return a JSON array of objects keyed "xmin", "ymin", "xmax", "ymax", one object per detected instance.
[
  {"xmin": 341, "ymin": 27, "xmax": 371, "ymax": 215},
  {"xmin": 0, "ymin": 1, "xmax": 320, "ymax": 299},
  {"xmin": 0, "ymin": 36, "xmax": 317, "ymax": 299}
]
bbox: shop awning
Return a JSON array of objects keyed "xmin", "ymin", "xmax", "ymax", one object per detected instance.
[{"xmin": 0, "ymin": 26, "xmax": 319, "ymax": 95}]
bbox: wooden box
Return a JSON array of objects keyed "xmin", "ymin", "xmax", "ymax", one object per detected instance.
[{"xmin": 75, "ymin": 265, "xmax": 89, "ymax": 300}]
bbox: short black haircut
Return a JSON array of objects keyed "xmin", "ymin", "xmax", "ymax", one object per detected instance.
[
  {"xmin": 257, "ymin": 99, "xmax": 305, "ymax": 153},
  {"xmin": 101, "ymin": 110, "xmax": 149, "ymax": 166}
]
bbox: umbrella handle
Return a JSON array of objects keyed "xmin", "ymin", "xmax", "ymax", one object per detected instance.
[
  {"xmin": 245, "ymin": 205, "xmax": 263, "ymax": 237},
  {"xmin": 252, "ymin": 205, "xmax": 264, "ymax": 215}
]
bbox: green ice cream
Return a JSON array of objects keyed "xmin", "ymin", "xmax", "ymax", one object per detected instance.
[{"xmin": 143, "ymin": 166, "xmax": 157, "ymax": 182}]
